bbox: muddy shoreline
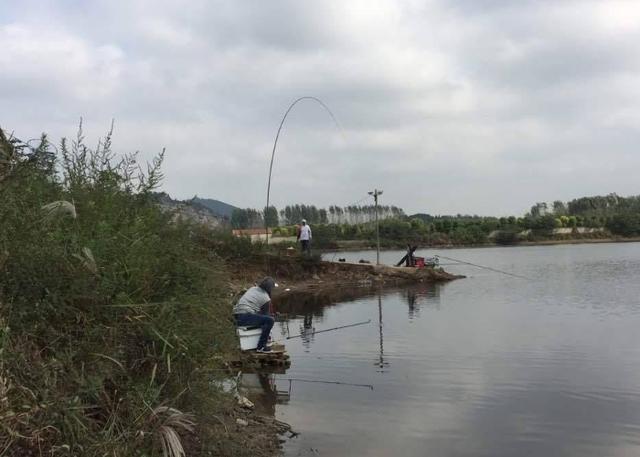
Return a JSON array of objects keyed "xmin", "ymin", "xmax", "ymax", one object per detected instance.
[
  {"xmin": 229, "ymin": 256, "xmax": 463, "ymax": 298},
  {"xmin": 271, "ymin": 261, "xmax": 462, "ymax": 299}
]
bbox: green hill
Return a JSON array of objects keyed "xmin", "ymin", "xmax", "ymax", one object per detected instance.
[{"xmin": 192, "ymin": 196, "xmax": 238, "ymax": 219}]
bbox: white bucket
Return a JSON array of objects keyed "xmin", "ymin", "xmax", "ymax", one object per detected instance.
[{"xmin": 237, "ymin": 326, "xmax": 262, "ymax": 351}]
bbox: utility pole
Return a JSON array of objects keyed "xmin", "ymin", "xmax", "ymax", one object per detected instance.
[{"xmin": 368, "ymin": 189, "xmax": 383, "ymax": 265}]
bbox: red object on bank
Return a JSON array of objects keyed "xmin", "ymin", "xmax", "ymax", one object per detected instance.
[{"xmin": 414, "ymin": 257, "xmax": 425, "ymax": 268}]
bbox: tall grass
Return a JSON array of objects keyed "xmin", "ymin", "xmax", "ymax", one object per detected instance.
[{"xmin": 0, "ymin": 124, "xmax": 237, "ymax": 455}]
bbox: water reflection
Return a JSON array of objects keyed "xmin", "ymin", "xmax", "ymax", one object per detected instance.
[
  {"xmin": 406, "ymin": 289, "xmax": 418, "ymax": 318},
  {"xmin": 275, "ymin": 283, "xmax": 443, "ymax": 322},
  {"xmin": 299, "ymin": 314, "xmax": 315, "ymax": 350},
  {"xmin": 240, "ymin": 371, "xmax": 290, "ymax": 417},
  {"xmin": 376, "ymin": 285, "xmax": 440, "ymax": 370},
  {"xmin": 274, "ymin": 284, "xmax": 380, "ymax": 317},
  {"xmin": 405, "ymin": 284, "xmax": 441, "ymax": 319},
  {"xmin": 275, "ymin": 284, "xmax": 444, "ymax": 355},
  {"xmin": 239, "ymin": 371, "xmax": 376, "ymax": 419},
  {"xmin": 376, "ymin": 293, "xmax": 389, "ymax": 371}
]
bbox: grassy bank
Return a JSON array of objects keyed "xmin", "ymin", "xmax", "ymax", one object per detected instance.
[{"xmin": 0, "ymin": 127, "xmax": 275, "ymax": 456}]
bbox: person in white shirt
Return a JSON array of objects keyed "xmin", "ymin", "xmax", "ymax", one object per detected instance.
[{"xmin": 297, "ymin": 219, "xmax": 312, "ymax": 255}]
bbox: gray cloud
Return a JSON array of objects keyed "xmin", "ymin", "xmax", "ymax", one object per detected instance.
[{"xmin": 1, "ymin": 0, "xmax": 640, "ymax": 215}]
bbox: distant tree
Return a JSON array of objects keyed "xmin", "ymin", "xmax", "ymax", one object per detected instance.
[
  {"xmin": 520, "ymin": 215, "xmax": 535, "ymax": 230},
  {"xmin": 607, "ymin": 214, "xmax": 640, "ymax": 236},
  {"xmin": 246, "ymin": 208, "xmax": 263, "ymax": 228},
  {"xmin": 263, "ymin": 205, "xmax": 278, "ymax": 227},
  {"xmin": 480, "ymin": 218, "xmax": 499, "ymax": 233},
  {"xmin": 328, "ymin": 205, "xmax": 336, "ymax": 223},
  {"xmin": 410, "ymin": 218, "xmax": 423, "ymax": 230},
  {"xmin": 530, "ymin": 202, "xmax": 548, "ymax": 217},
  {"xmin": 567, "ymin": 193, "xmax": 624, "ymax": 217},
  {"xmin": 231, "ymin": 208, "xmax": 249, "ymax": 229},
  {"xmin": 553, "ymin": 200, "xmax": 567, "ymax": 216},
  {"xmin": 533, "ymin": 214, "xmax": 557, "ymax": 231},
  {"xmin": 319, "ymin": 208, "xmax": 328, "ymax": 224}
]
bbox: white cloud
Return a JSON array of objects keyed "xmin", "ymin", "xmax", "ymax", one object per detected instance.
[
  {"xmin": 0, "ymin": 24, "xmax": 124, "ymax": 101},
  {"xmin": 2, "ymin": 0, "xmax": 640, "ymax": 215}
]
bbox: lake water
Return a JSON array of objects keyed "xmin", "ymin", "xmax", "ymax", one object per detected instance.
[{"xmin": 250, "ymin": 243, "xmax": 640, "ymax": 457}]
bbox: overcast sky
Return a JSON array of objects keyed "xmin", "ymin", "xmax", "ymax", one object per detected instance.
[{"xmin": 2, "ymin": 1, "xmax": 640, "ymax": 216}]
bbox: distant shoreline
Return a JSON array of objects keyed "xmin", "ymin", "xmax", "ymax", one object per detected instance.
[
  {"xmin": 512, "ymin": 237, "xmax": 640, "ymax": 247},
  {"xmin": 319, "ymin": 237, "xmax": 640, "ymax": 252}
]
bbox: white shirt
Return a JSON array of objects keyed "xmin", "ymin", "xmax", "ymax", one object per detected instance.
[{"xmin": 299, "ymin": 225, "xmax": 312, "ymax": 241}]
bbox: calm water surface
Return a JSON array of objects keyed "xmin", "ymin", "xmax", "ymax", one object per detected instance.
[{"xmin": 254, "ymin": 243, "xmax": 640, "ymax": 457}]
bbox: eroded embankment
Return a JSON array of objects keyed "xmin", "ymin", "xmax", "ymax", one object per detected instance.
[{"xmin": 228, "ymin": 254, "xmax": 463, "ymax": 298}]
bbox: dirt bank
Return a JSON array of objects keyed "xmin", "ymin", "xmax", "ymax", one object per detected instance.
[
  {"xmin": 196, "ymin": 403, "xmax": 293, "ymax": 457},
  {"xmin": 227, "ymin": 254, "xmax": 463, "ymax": 297}
]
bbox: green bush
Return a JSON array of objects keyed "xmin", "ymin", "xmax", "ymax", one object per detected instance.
[
  {"xmin": 0, "ymin": 126, "xmax": 236, "ymax": 455},
  {"xmin": 607, "ymin": 214, "xmax": 640, "ymax": 237},
  {"xmin": 494, "ymin": 230, "xmax": 519, "ymax": 245},
  {"xmin": 202, "ymin": 229, "xmax": 264, "ymax": 260}
]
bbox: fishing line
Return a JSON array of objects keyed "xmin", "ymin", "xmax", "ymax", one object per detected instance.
[
  {"xmin": 348, "ymin": 195, "xmax": 373, "ymax": 207},
  {"xmin": 434, "ymin": 254, "xmax": 534, "ymax": 281}
]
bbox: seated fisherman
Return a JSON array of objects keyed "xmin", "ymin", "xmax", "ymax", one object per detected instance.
[
  {"xmin": 406, "ymin": 244, "xmax": 416, "ymax": 267},
  {"xmin": 233, "ymin": 277, "xmax": 277, "ymax": 352}
]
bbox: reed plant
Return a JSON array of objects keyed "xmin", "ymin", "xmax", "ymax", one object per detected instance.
[{"xmin": 0, "ymin": 124, "xmax": 237, "ymax": 455}]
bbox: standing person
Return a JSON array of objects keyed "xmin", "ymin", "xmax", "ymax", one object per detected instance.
[
  {"xmin": 233, "ymin": 277, "xmax": 277, "ymax": 352},
  {"xmin": 298, "ymin": 219, "xmax": 312, "ymax": 255}
]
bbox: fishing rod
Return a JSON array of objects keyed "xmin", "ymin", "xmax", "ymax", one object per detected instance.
[
  {"xmin": 275, "ymin": 377, "xmax": 374, "ymax": 390},
  {"xmin": 265, "ymin": 96, "xmax": 344, "ymax": 245},
  {"xmin": 278, "ymin": 319, "xmax": 372, "ymax": 341},
  {"xmin": 434, "ymin": 254, "xmax": 533, "ymax": 281}
]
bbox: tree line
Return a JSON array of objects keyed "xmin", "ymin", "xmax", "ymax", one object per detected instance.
[
  {"xmin": 231, "ymin": 204, "xmax": 405, "ymax": 229},
  {"xmin": 527, "ymin": 193, "xmax": 640, "ymax": 237},
  {"xmin": 307, "ymin": 193, "xmax": 640, "ymax": 247},
  {"xmin": 230, "ymin": 193, "xmax": 640, "ymax": 242}
]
